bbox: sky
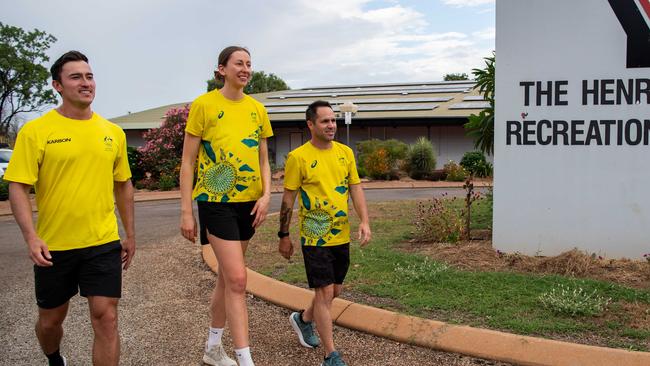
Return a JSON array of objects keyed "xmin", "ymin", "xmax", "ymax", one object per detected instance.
[{"xmin": 2, "ymin": 0, "xmax": 495, "ymax": 119}]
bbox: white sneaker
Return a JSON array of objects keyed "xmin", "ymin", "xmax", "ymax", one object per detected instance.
[{"xmin": 203, "ymin": 342, "xmax": 237, "ymax": 366}]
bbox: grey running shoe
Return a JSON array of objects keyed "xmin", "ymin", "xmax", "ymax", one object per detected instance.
[
  {"xmin": 203, "ymin": 342, "xmax": 237, "ymax": 366},
  {"xmin": 320, "ymin": 351, "xmax": 347, "ymax": 366},
  {"xmin": 289, "ymin": 311, "xmax": 321, "ymax": 348}
]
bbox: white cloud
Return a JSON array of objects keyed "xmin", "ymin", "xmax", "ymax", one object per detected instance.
[
  {"xmin": 442, "ymin": 0, "xmax": 494, "ymax": 7},
  {"xmin": 2, "ymin": 0, "xmax": 495, "ymax": 117},
  {"xmin": 472, "ymin": 27, "xmax": 495, "ymax": 40}
]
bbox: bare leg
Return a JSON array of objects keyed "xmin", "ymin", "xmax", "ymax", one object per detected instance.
[
  {"xmin": 307, "ymin": 284, "xmax": 341, "ymax": 355},
  {"xmin": 209, "ymin": 234, "xmax": 250, "ymax": 348},
  {"xmin": 210, "ymin": 240, "xmax": 248, "ymax": 329},
  {"xmin": 88, "ymin": 296, "xmax": 120, "ymax": 366},
  {"xmin": 36, "ymin": 302, "xmax": 69, "ymax": 355}
]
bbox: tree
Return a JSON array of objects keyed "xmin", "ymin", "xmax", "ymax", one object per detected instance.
[
  {"xmin": 443, "ymin": 72, "xmax": 469, "ymax": 81},
  {"xmin": 464, "ymin": 52, "xmax": 495, "ymax": 155},
  {"xmin": 137, "ymin": 105, "xmax": 189, "ymax": 182},
  {"xmin": 0, "ymin": 23, "xmax": 57, "ymax": 136},
  {"xmin": 207, "ymin": 70, "xmax": 289, "ymax": 94}
]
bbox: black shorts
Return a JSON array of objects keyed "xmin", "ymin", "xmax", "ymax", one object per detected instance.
[
  {"xmin": 34, "ymin": 241, "xmax": 122, "ymax": 309},
  {"xmin": 301, "ymin": 243, "xmax": 350, "ymax": 289},
  {"xmin": 197, "ymin": 201, "xmax": 256, "ymax": 244}
]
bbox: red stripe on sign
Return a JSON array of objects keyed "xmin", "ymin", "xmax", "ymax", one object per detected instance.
[{"xmin": 641, "ymin": 0, "xmax": 650, "ymax": 19}]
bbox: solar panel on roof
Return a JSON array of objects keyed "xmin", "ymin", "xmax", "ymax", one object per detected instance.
[
  {"xmin": 463, "ymin": 96, "xmax": 486, "ymax": 101},
  {"xmin": 263, "ymin": 97, "xmax": 453, "ymax": 108},
  {"xmin": 269, "ymin": 88, "xmax": 470, "ymax": 99},
  {"xmin": 280, "ymin": 84, "xmax": 473, "ymax": 95},
  {"xmin": 448, "ymin": 102, "xmax": 490, "ymax": 109},
  {"xmin": 267, "ymin": 104, "xmax": 439, "ymax": 114}
]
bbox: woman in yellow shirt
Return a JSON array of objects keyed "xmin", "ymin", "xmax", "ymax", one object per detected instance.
[{"xmin": 180, "ymin": 46, "xmax": 273, "ymax": 366}]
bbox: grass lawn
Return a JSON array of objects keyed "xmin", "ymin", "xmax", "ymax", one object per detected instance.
[{"xmin": 248, "ymin": 199, "xmax": 650, "ymax": 351}]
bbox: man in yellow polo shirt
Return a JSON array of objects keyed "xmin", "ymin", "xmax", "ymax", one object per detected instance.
[
  {"xmin": 278, "ymin": 100, "xmax": 371, "ymax": 366},
  {"xmin": 4, "ymin": 51, "xmax": 135, "ymax": 366}
]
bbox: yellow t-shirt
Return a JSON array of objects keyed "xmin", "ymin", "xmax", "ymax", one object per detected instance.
[
  {"xmin": 4, "ymin": 110, "xmax": 131, "ymax": 251},
  {"xmin": 284, "ymin": 141, "xmax": 361, "ymax": 247},
  {"xmin": 186, "ymin": 90, "xmax": 273, "ymax": 202}
]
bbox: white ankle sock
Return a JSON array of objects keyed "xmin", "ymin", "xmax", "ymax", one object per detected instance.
[
  {"xmin": 234, "ymin": 347, "xmax": 254, "ymax": 366},
  {"xmin": 207, "ymin": 327, "xmax": 224, "ymax": 347}
]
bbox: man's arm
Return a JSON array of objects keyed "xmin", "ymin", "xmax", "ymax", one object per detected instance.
[
  {"xmin": 251, "ymin": 138, "xmax": 271, "ymax": 228},
  {"xmin": 349, "ymin": 183, "xmax": 371, "ymax": 246},
  {"xmin": 114, "ymin": 179, "xmax": 135, "ymax": 270},
  {"xmin": 278, "ymin": 188, "xmax": 298, "ymax": 259},
  {"xmin": 9, "ymin": 182, "xmax": 52, "ymax": 266}
]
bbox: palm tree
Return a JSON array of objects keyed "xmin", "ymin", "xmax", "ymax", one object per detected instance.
[{"xmin": 464, "ymin": 52, "xmax": 495, "ymax": 156}]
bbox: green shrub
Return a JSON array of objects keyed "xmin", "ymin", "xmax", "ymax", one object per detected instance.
[
  {"xmin": 0, "ymin": 178, "xmax": 8, "ymax": 201},
  {"xmin": 135, "ymin": 176, "xmax": 158, "ymax": 190},
  {"xmin": 460, "ymin": 151, "xmax": 493, "ymax": 177},
  {"xmin": 414, "ymin": 196, "xmax": 463, "ymax": 243},
  {"xmin": 157, "ymin": 174, "xmax": 177, "ymax": 191},
  {"xmin": 127, "ymin": 146, "xmax": 145, "ymax": 182},
  {"xmin": 405, "ymin": 137, "xmax": 436, "ymax": 179},
  {"xmin": 363, "ymin": 148, "xmax": 393, "ymax": 180},
  {"xmin": 357, "ymin": 165, "xmax": 367, "ymax": 178},
  {"xmin": 444, "ymin": 160, "xmax": 468, "ymax": 181},
  {"xmin": 356, "ymin": 139, "xmax": 407, "ymax": 180},
  {"xmin": 539, "ymin": 283, "xmax": 611, "ymax": 317}
]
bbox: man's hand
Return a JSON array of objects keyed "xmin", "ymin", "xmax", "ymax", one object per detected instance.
[
  {"xmin": 121, "ymin": 237, "xmax": 136, "ymax": 270},
  {"xmin": 278, "ymin": 237, "xmax": 294, "ymax": 260},
  {"xmin": 358, "ymin": 222, "xmax": 371, "ymax": 247},
  {"xmin": 251, "ymin": 194, "xmax": 271, "ymax": 228},
  {"xmin": 180, "ymin": 213, "xmax": 197, "ymax": 242},
  {"xmin": 27, "ymin": 236, "xmax": 53, "ymax": 267}
]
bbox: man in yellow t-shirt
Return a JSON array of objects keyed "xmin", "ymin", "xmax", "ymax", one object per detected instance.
[
  {"xmin": 4, "ymin": 51, "xmax": 134, "ymax": 366},
  {"xmin": 278, "ymin": 100, "xmax": 371, "ymax": 366}
]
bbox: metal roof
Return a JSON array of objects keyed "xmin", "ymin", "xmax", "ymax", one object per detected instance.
[{"xmin": 110, "ymin": 81, "xmax": 487, "ymax": 130}]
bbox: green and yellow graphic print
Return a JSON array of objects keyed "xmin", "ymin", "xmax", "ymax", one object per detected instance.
[
  {"xmin": 299, "ymin": 177, "xmax": 350, "ymax": 246},
  {"xmin": 195, "ymin": 138, "xmax": 259, "ymax": 203}
]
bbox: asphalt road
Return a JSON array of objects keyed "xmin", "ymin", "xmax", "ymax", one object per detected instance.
[
  {"xmin": 0, "ymin": 187, "xmax": 477, "ymax": 253},
  {"xmin": 0, "ymin": 187, "xmax": 480, "ymax": 306},
  {"xmin": 0, "ymin": 187, "xmax": 507, "ymax": 366}
]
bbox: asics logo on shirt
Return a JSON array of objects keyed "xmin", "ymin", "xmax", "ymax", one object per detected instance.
[{"xmin": 47, "ymin": 138, "xmax": 72, "ymax": 144}]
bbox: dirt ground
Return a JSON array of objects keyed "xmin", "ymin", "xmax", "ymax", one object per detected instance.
[
  {"xmin": 1, "ymin": 235, "xmax": 512, "ymax": 366},
  {"xmin": 398, "ymin": 238, "xmax": 650, "ymax": 290}
]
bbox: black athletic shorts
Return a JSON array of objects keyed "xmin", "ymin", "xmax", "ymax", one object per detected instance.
[
  {"xmin": 34, "ymin": 240, "xmax": 122, "ymax": 309},
  {"xmin": 301, "ymin": 243, "xmax": 350, "ymax": 289},
  {"xmin": 197, "ymin": 201, "xmax": 256, "ymax": 244}
]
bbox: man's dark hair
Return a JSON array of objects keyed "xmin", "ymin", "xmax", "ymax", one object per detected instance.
[
  {"xmin": 306, "ymin": 100, "xmax": 333, "ymax": 122},
  {"xmin": 50, "ymin": 51, "xmax": 89, "ymax": 82}
]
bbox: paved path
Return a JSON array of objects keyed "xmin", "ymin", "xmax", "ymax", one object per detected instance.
[{"xmin": 1, "ymin": 185, "xmax": 509, "ymax": 366}]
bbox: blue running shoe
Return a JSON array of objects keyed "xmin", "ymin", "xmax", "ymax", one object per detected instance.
[
  {"xmin": 320, "ymin": 351, "xmax": 347, "ymax": 366},
  {"xmin": 289, "ymin": 311, "xmax": 320, "ymax": 348}
]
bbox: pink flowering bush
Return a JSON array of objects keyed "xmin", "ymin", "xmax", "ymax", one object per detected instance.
[{"xmin": 137, "ymin": 105, "xmax": 189, "ymax": 187}]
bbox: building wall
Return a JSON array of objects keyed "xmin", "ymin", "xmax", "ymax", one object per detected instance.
[
  {"xmin": 125, "ymin": 130, "xmax": 145, "ymax": 147},
  {"xmin": 272, "ymin": 124, "xmax": 485, "ymax": 169},
  {"xmin": 122, "ymin": 123, "xmax": 488, "ymax": 170}
]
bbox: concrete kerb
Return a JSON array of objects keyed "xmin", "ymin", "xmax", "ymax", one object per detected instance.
[{"xmin": 201, "ymin": 241, "xmax": 650, "ymax": 366}]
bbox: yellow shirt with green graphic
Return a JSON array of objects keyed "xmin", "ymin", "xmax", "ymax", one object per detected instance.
[
  {"xmin": 186, "ymin": 90, "xmax": 273, "ymax": 203},
  {"xmin": 3, "ymin": 110, "xmax": 131, "ymax": 251},
  {"xmin": 284, "ymin": 141, "xmax": 361, "ymax": 247}
]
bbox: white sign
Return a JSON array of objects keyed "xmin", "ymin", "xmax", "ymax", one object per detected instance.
[{"xmin": 494, "ymin": 0, "xmax": 650, "ymax": 258}]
